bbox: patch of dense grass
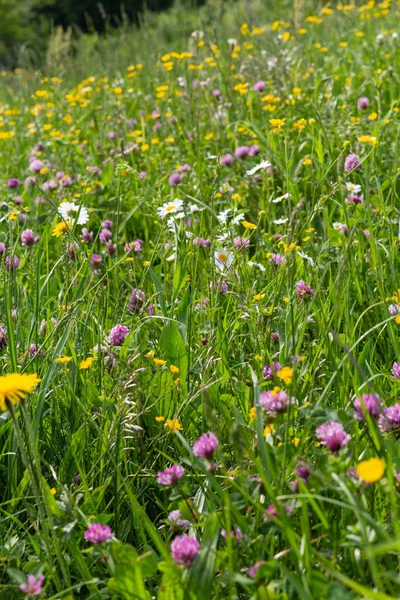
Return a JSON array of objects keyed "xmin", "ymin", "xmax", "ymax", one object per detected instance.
[{"xmin": 0, "ymin": 1, "xmax": 400, "ymax": 598}]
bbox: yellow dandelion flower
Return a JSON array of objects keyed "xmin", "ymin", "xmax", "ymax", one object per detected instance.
[
  {"xmin": 79, "ymin": 357, "xmax": 94, "ymax": 370},
  {"xmin": 50, "ymin": 487, "xmax": 56, "ymax": 495},
  {"xmin": 0, "ymin": 373, "xmax": 41, "ymax": 412},
  {"xmin": 165, "ymin": 418, "xmax": 183, "ymax": 432},
  {"xmin": 253, "ymin": 293, "xmax": 265, "ymax": 301},
  {"xmin": 264, "ymin": 424, "xmax": 275, "ymax": 435},
  {"xmin": 145, "ymin": 350, "xmax": 155, "ymax": 358},
  {"xmin": 356, "ymin": 458, "xmax": 385, "ymax": 483},
  {"xmin": 358, "ymin": 135, "xmax": 377, "ymax": 144},
  {"xmin": 155, "ymin": 416, "xmax": 165, "ymax": 422},
  {"xmin": 292, "ymin": 437, "xmax": 300, "ymax": 447},
  {"xmin": 170, "ymin": 365, "xmax": 180, "ymax": 374},
  {"xmin": 277, "ymin": 366, "xmax": 293, "ymax": 384},
  {"xmin": 52, "ymin": 221, "xmax": 70, "ymax": 237}
]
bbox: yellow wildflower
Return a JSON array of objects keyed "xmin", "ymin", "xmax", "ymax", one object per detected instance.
[
  {"xmin": 242, "ymin": 220, "xmax": 257, "ymax": 230},
  {"xmin": 356, "ymin": 458, "xmax": 385, "ymax": 483},
  {"xmin": 52, "ymin": 221, "xmax": 70, "ymax": 237},
  {"xmin": 277, "ymin": 366, "xmax": 293, "ymax": 384},
  {"xmin": 0, "ymin": 373, "xmax": 41, "ymax": 411},
  {"xmin": 170, "ymin": 365, "xmax": 180, "ymax": 374},
  {"xmin": 55, "ymin": 356, "xmax": 72, "ymax": 364},
  {"xmin": 154, "ymin": 358, "xmax": 167, "ymax": 366},
  {"xmin": 165, "ymin": 418, "xmax": 183, "ymax": 432},
  {"xmin": 79, "ymin": 357, "xmax": 94, "ymax": 370}
]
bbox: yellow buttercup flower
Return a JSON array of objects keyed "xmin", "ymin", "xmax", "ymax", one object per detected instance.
[
  {"xmin": 242, "ymin": 221, "xmax": 257, "ymax": 230},
  {"xmin": 79, "ymin": 357, "xmax": 94, "ymax": 370},
  {"xmin": 55, "ymin": 356, "xmax": 72, "ymax": 364},
  {"xmin": 356, "ymin": 458, "xmax": 385, "ymax": 483},
  {"xmin": 249, "ymin": 406, "xmax": 256, "ymax": 421},
  {"xmin": 170, "ymin": 365, "xmax": 180, "ymax": 374},
  {"xmin": 155, "ymin": 416, "xmax": 165, "ymax": 422},
  {"xmin": 264, "ymin": 424, "xmax": 275, "ymax": 435},
  {"xmin": 0, "ymin": 373, "xmax": 41, "ymax": 412},
  {"xmin": 165, "ymin": 418, "xmax": 183, "ymax": 432},
  {"xmin": 277, "ymin": 366, "xmax": 293, "ymax": 384},
  {"xmin": 154, "ymin": 358, "xmax": 167, "ymax": 366}
]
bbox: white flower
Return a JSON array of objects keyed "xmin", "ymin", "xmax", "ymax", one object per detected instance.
[
  {"xmin": 217, "ymin": 209, "xmax": 231, "ymax": 224},
  {"xmin": 248, "ymin": 261, "xmax": 266, "ymax": 272},
  {"xmin": 297, "ymin": 252, "xmax": 314, "ymax": 266},
  {"xmin": 273, "ymin": 217, "xmax": 289, "ymax": 225},
  {"xmin": 231, "ymin": 212, "xmax": 245, "ymax": 225},
  {"xmin": 214, "ymin": 250, "xmax": 234, "ymax": 271},
  {"xmin": 346, "ymin": 182, "xmax": 361, "ymax": 193},
  {"xmin": 157, "ymin": 198, "xmax": 184, "ymax": 219},
  {"xmin": 59, "ymin": 201, "xmax": 89, "ymax": 225},
  {"xmin": 271, "ymin": 192, "xmax": 290, "ymax": 204},
  {"xmin": 246, "ymin": 160, "xmax": 272, "ymax": 176},
  {"xmin": 188, "ymin": 203, "xmax": 204, "ymax": 213}
]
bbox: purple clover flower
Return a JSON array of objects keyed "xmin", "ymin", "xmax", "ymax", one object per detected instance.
[
  {"xmin": 21, "ymin": 229, "xmax": 39, "ymax": 247},
  {"xmin": 169, "ymin": 172, "xmax": 182, "ymax": 186},
  {"xmin": 5, "ymin": 255, "xmax": 19, "ymax": 271},
  {"xmin": 259, "ymin": 389, "xmax": 294, "ymax": 415},
  {"xmin": 353, "ymin": 393, "xmax": 382, "ymax": 421},
  {"xmin": 129, "ymin": 288, "xmax": 145, "ymax": 312},
  {"xmin": 192, "ymin": 432, "xmax": 218, "ymax": 460},
  {"xmin": 168, "ymin": 510, "xmax": 191, "ymax": 529},
  {"xmin": 84, "ymin": 523, "xmax": 113, "ymax": 544},
  {"xmin": 221, "ymin": 527, "xmax": 243, "ymax": 543},
  {"xmin": 270, "ymin": 253, "xmax": 285, "ymax": 266},
  {"xmin": 253, "ymin": 81, "xmax": 266, "ymax": 92},
  {"xmin": 20, "ymin": 573, "xmax": 44, "ymax": 596},
  {"xmin": 7, "ymin": 178, "xmax": 20, "ymax": 188},
  {"xmin": 344, "ymin": 153, "xmax": 360, "ymax": 173},
  {"xmin": 234, "ymin": 236, "xmax": 250, "ymax": 250},
  {"xmin": 379, "ymin": 404, "xmax": 400, "ymax": 433},
  {"xmin": 392, "ymin": 363, "xmax": 400, "ymax": 379},
  {"xmin": 99, "ymin": 229, "xmax": 112, "ymax": 244},
  {"xmin": 296, "ymin": 280, "xmax": 313, "ymax": 300},
  {"xmin": 316, "ymin": 421, "xmax": 350, "ymax": 452},
  {"xmin": 248, "ymin": 561, "xmax": 266, "ymax": 579},
  {"xmin": 108, "ymin": 324, "xmax": 130, "ymax": 346},
  {"xmin": 210, "ymin": 279, "xmax": 228, "ymax": 295},
  {"xmin": 157, "ymin": 465, "xmax": 185, "ymax": 486},
  {"xmin": 171, "ymin": 534, "xmax": 200, "ymax": 567},
  {"xmin": 220, "ymin": 154, "xmax": 234, "ymax": 166},
  {"xmin": 357, "ymin": 96, "xmax": 370, "ymax": 110},
  {"xmin": 235, "ymin": 146, "xmax": 250, "ymax": 159},
  {"xmin": 263, "ymin": 362, "xmax": 282, "ymax": 380}
]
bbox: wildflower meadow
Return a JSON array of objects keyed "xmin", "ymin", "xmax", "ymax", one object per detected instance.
[{"xmin": 1, "ymin": 0, "xmax": 400, "ymax": 597}]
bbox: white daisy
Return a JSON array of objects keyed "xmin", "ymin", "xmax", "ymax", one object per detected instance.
[
  {"xmin": 271, "ymin": 192, "xmax": 291, "ymax": 204},
  {"xmin": 157, "ymin": 198, "xmax": 184, "ymax": 219},
  {"xmin": 59, "ymin": 201, "xmax": 89, "ymax": 225},
  {"xmin": 214, "ymin": 250, "xmax": 234, "ymax": 271},
  {"xmin": 346, "ymin": 182, "xmax": 362, "ymax": 193},
  {"xmin": 273, "ymin": 217, "xmax": 289, "ymax": 225},
  {"xmin": 246, "ymin": 160, "xmax": 271, "ymax": 176}
]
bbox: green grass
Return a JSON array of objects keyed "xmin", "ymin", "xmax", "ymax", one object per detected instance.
[{"xmin": 1, "ymin": 0, "xmax": 400, "ymax": 598}]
